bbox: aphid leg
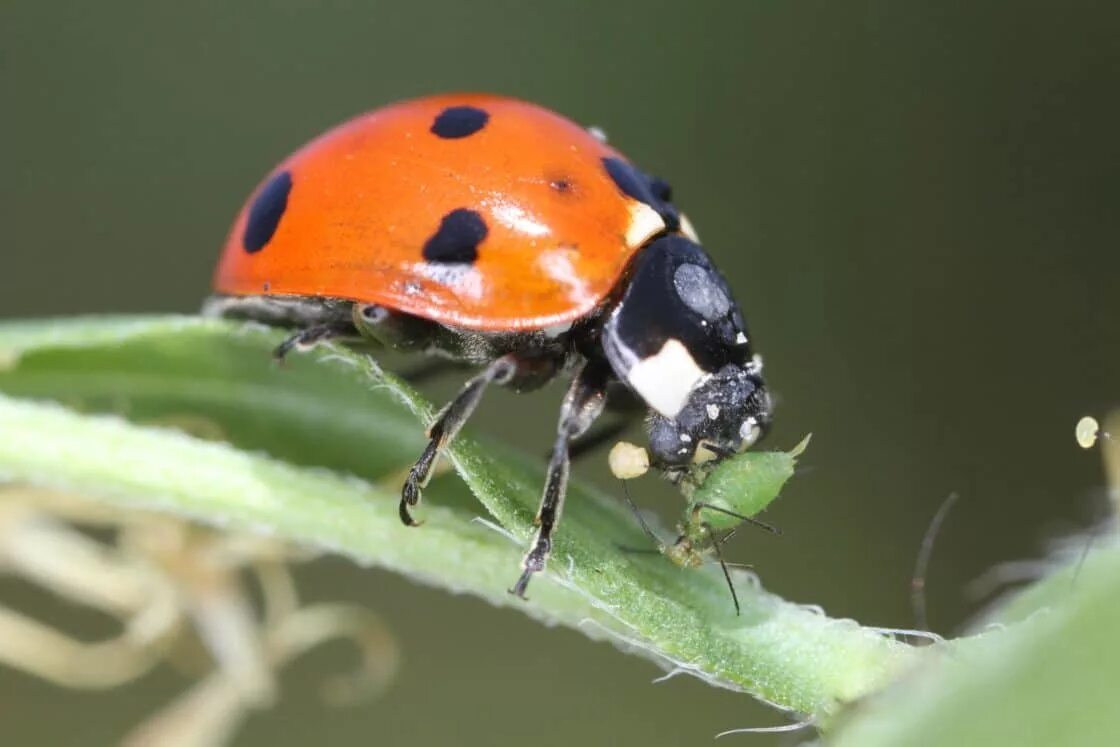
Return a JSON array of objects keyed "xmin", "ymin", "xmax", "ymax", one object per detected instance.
[
  {"xmin": 272, "ymin": 323, "xmax": 357, "ymax": 362},
  {"xmin": 704, "ymin": 522, "xmax": 741, "ymax": 616},
  {"xmin": 712, "ymin": 529, "xmax": 755, "ymax": 570},
  {"xmin": 510, "ymin": 359, "xmax": 611, "ymax": 598},
  {"xmin": 400, "ymin": 354, "xmax": 539, "ymax": 526},
  {"xmin": 618, "ymin": 481, "xmax": 663, "ymax": 550},
  {"xmin": 691, "ymin": 502, "xmax": 781, "ymax": 535}
]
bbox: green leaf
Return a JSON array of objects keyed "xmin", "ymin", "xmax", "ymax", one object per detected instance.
[
  {"xmin": 0, "ymin": 315, "xmax": 916, "ymax": 721},
  {"xmin": 833, "ymin": 538, "xmax": 1120, "ymax": 746}
]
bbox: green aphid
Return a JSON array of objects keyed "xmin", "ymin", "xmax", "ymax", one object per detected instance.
[{"xmin": 610, "ymin": 435, "xmax": 810, "ymax": 613}]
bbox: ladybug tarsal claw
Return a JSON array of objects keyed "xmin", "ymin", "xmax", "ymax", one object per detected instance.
[
  {"xmin": 398, "ymin": 499, "xmax": 423, "ymax": 527},
  {"xmin": 510, "ymin": 546, "xmax": 548, "ymax": 600},
  {"xmin": 271, "ymin": 344, "xmax": 291, "ymax": 362},
  {"xmin": 508, "ymin": 572, "xmax": 532, "ymax": 600},
  {"xmin": 399, "ymin": 468, "xmax": 426, "ymax": 527},
  {"xmin": 397, "ymin": 355, "xmax": 526, "ymax": 530},
  {"xmin": 272, "ymin": 323, "xmax": 355, "ymax": 364}
]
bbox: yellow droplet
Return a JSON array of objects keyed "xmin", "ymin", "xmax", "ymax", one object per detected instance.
[
  {"xmin": 608, "ymin": 441, "xmax": 650, "ymax": 480},
  {"xmin": 1076, "ymin": 416, "xmax": 1100, "ymax": 449}
]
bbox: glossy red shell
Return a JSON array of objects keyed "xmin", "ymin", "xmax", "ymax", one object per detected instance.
[{"xmin": 212, "ymin": 93, "xmax": 666, "ymax": 331}]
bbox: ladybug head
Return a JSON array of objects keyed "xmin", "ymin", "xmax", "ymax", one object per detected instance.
[
  {"xmin": 602, "ymin": 235, "xmax": 772, "ymax": 470},
  {"xmin": 644, "ymin": 363, "xmax": 771, "ymax": 467}
]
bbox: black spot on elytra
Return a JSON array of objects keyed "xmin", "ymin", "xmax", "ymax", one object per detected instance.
[
  {"xmin": 550, "ymin": 178, "xmax": 573, "ymax": 194},
  {"xmin": 602, "ymin": 157, "xmax": 680, "ymax": 231},
  {"xmin": 602, "ymin": 157, "xmax": 646, "ymax": 203},
  {"xmin": 651, "ymin": 178, "xmax": 673, "ymax": 202},
  {"xmin": 422, "ymin": 208, "xmax": 488, "ymax": 264},
  {"xmin": 242, "ymin": 171, "xmax": 292, "ymax": 253},
  {"xmin": 430, "ymin": 106, "xmax": 490, "ymax": 139}
]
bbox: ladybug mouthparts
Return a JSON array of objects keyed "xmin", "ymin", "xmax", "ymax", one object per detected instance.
[{"xmin": 645, "ymin": 364, "xmax": 771, "ymax": 468}]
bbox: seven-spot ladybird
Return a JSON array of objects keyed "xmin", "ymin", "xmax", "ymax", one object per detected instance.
[{"xmin": 206, "ymin": 93, "xmax": 772, "ymax": 598}]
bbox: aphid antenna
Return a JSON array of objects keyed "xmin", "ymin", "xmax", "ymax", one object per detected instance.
[
  {"xmin": 910, "ymin": 491, "xmax": 960, "ymax": 633},
  {"xmin": 619, "ymin": 480, "xmax": 664, "ymax": 549}
]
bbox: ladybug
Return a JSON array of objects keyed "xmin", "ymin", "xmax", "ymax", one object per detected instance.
[{"xmin": 206, "ymin": 93, "xmax": 772, "ymax": 598}]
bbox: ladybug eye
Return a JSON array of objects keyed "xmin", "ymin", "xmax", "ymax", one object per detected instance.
[
  {"xmin": 647, "ymin": 416, "xmax": 696, "ymax": 466},
  {"xmin": 738, "ymin": 418, "xmax": 763, "ymax": 450}
]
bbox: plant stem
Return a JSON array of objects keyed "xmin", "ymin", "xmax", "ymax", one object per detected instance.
[{"xmin": 0, "ymin": 316, "xmax": 922, "ymax": 723}]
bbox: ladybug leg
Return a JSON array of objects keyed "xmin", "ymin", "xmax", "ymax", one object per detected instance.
[
  {"xmin": 554, "ymin": 385, "xmax": 643, "ymax": 462},
  {"xmin": 400, "ymin": 354, "xmax": 556, "ymax": 526},
  {"xmin": 510, "ymin": 358, "xmax": 612, "ymax": 599},
  {"xmin": 272, "ymin": 323, "xmax": 357, "ymax": 362},
  {"xmin": 563, "ymin": 418, "xmax": 632, "ymax": 463}
]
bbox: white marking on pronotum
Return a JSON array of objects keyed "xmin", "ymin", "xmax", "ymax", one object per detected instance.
[
  {"xmin": 624, "ymin": 202, "xmax": 665, "ymax": 249},
  {"xmin": 626, "ymin": 339, "xmax": 707, "ymax": 418},
  {"xmin": 706, "ymin": 404, "xmax": 720, "ymax": 420},
  {"xmin": 678, "ymin": 213, "xmax": 700, "ymax": 242}
]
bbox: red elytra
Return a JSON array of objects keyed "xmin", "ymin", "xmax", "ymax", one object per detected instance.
[{"xmin": 212, "ymin": 92, "xmax": 672, "ymax": 331}]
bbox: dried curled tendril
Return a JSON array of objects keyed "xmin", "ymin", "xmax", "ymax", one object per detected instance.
[{"xmin": 0, "ymin": 485, "xmax": 398, "ymax": 747}]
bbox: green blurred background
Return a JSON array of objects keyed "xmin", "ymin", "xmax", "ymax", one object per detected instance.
[{"xmin": 2, "ymin": 1, "xmax": 1118, "ymax": 744}]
